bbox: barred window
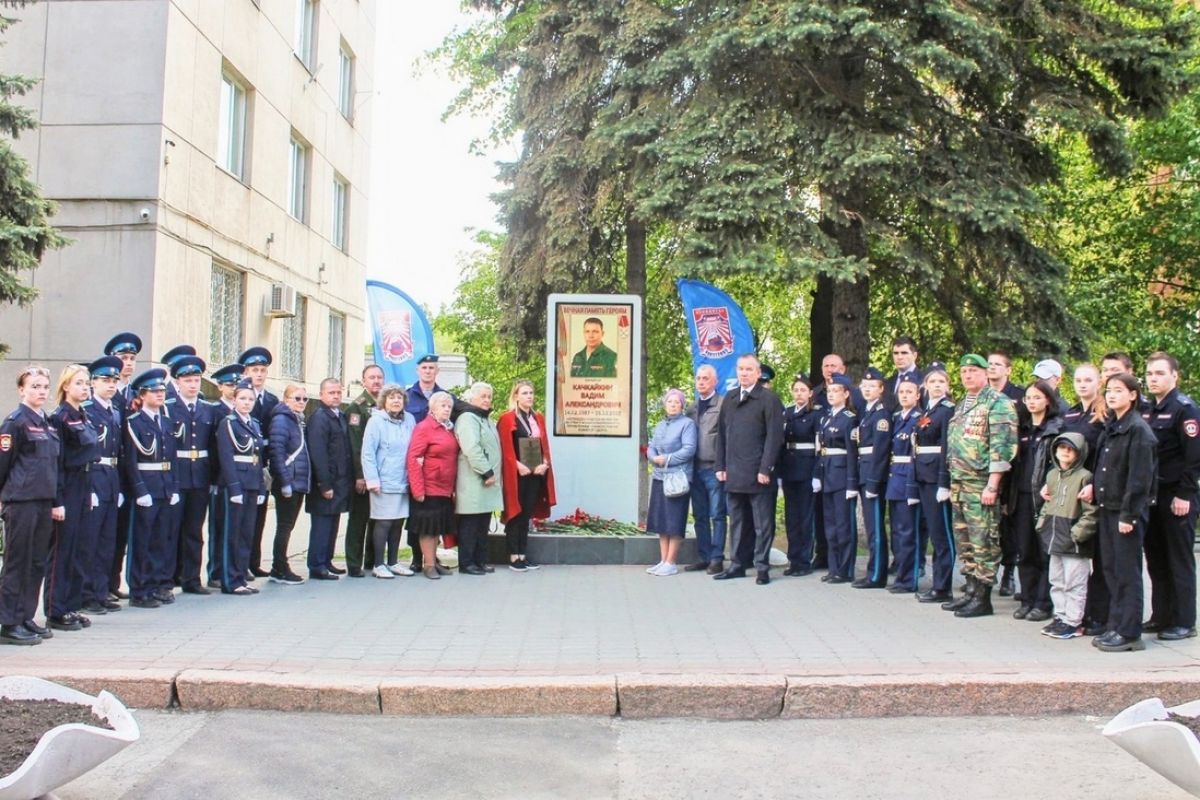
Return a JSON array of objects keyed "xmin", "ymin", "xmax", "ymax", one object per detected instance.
[
  {"xmin": 280, "ymin": 295, "xmax": 306, "ymax": 380},
  {"xmin": 328, "ymin": 311, "xmax": 345, "ymax": 384},
  {"xmin": 210, "ymin": 263, "xmax": 244, "ymax": 365}
]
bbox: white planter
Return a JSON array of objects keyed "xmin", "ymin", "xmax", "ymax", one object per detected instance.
[
  {"xmin": 1103, "ymin": 697, "xmax": 1200, "ymax": 797},
  {"xmin": 0, "ymin": 676, "xmax": 140, "ymax": 800}
]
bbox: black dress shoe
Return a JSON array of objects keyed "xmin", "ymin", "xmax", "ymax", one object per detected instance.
[
  {"xmin": 48, "ymin": 614, "xmax": 83, "ymax": 631},
  {"xmin": 756, "ymin": 571, "xmax": 770, "ymax": 585},
  {"xmin": 348, "ymin": 567, "xmax": 365, "ymax": 578},
  {"xmin": 916, "ymin": 589, "xmax": 953, "ymax": 604},
  {"xmin": 713, "ymin": 569, "xmax": 746, "ymax": 580},
  {"xmin": 461, "ymin": 565, "xmax": 487, "ymax": 575},
  {"xmin": 1158, "ymin": 626, "xmax": 1198, "ymax": 641},
  {"xmin": 130, "ymin": 597, "xmax": 162, "ymax": 609},
  {"xmin": 1083, "ymin": 622, "xmax": 1106, "ymax": 637},
  {"xmin": 155, "ymin": 590, "xmax": 175, "ymax": 604},
  {"xmin": 826, "ymin": 575, "xmax": 851, "ymax": 584},
  {"xmin": 1026, "ymin": 608, "xmax": 1052, "ymax": 623},
  {"xmin": 706, "ymin": 561, "xmax": 725, "ymax": 575},
  {"xmin": 102, "ymin": 599, "xmax": 122, "ymax": 611},
  {"xmin": 1096, "ymin": 634, "xmax": 1145, "ymax": 652},
  {"xmin": 887, "ymin": 584, "xmax": 915, "ymax": 594},
  {"xmin": 1142, "ymin": 619, "xmax": 1167, "ymax": 633},
  {"xmin": 71, "ymin": 612, "xmax": 92, "ymax": 628},
  {"xmin": 852, "ymin": 580, "xmax": 887, "ymax": 589},
  {"xmin": 0, "ymin": 624, "xmax": 42, "ymax": 645},
  {"xmin": 327, "ymin": 565, "xmax": 347, "ymax": 575},
  {"xmin": 23, "ymin": 620, "xmax": 52, "ymax": 639},
  {"xmin": 182, "ymin": 585, "xmax": 212, "ymax": 595},
  {"xmin": 820, "ymin": 574, "xmax": 833, "ymax": 583},
  {"xmin": 1012, "ymin": 605, "xmax": 1032, "ymax": 620},
  {"xmin": 309, "ymin": 571, "xmax": 339, "ymax": 581},
  {"xmin": 251, "ymin": 567, "xmax": 271, "ymax": 578},
  {"xmin": 82, "ymin": 601, "xmax": 109, "ymax": 615},
  {"xmin": 206, "ymin": 579, "xmax": 222, "ymax": 590},
  {"xmin": 783, "ymin": 565, "xmax": 800, "ymax": 576},
  {"xmin": 1093, "ymin": 630, "xmax": 1121, "ymax": 647},
  {"xmin": 683, "ymin": 561, "xmax": 709, "ymax": 572}
]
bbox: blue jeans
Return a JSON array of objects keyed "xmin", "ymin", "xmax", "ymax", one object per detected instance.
[{"xmin": 690, "ymin": 466, "xmax": 727, "ymax": 563}]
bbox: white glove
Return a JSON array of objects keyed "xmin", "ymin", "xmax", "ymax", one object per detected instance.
[
  {"xmin": 811, "ymin": 479, "xmax": 822, "ymax": 492},
  {"xmin": 118, "ymin": 492, "xmax": 125, "ymax": 508},
  {"xmin": 230, "ymin": 495, "xmax": 244, "ymax": 504},
  {"xmin": 865, "ymin": 491, "xmax": 878, "ymax": 499},
  {"xmin": 907, "ymin": 497, "xmax": 920, "ymax": 506},
  {"xmin": 281, "ymin": 485, "xmax": 293, "ymax": 498},
  {"xmin": 256, "ymin": 494, "xmax": 265, "ymax": 505},
  {"xmin": 90, "ymin": 493, "xmax": 99, "ymax": 510},
  {"xmin": 936, "ymin": 488, "xmax": 951, "ymax": 503},
  {"xmin": 845, "ymin": 490, "xmax": 857, "ymax": 500},
  {"xmin": 136, "ymin": 494, "xmax": 152, "ymax": 508},
  {"xmin": 169, "ymin": 493, "xmax": 180, "ymax": 506},
  {"xmin": 210, "ymin": 485, "xmax": 219, "ymax": 496}
]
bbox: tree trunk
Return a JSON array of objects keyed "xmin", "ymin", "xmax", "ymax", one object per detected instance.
[
  {"xmin": 810, "ymin": 275, "xmax": 833, "ymax": 380},
  {"xmin": 625, "ymin": 214, "xmax": 649, "ymax": 524}
]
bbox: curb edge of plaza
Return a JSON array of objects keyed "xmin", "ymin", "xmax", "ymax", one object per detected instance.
[{"xmin": 11, "ymin": 668, "xmax": 1200, "ymax": 720}]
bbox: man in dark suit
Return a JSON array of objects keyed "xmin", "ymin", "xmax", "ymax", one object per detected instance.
[
  {"xmin": 883, "ymin": 336, "xmax": 923, "ymax": 411},
  {"xmin": 305, "ymin": 378, "xmax": 354, "ymax": 580},
  {"xmin": 714, "ymin": 354, "xmax": 785, "ymax": 585}
]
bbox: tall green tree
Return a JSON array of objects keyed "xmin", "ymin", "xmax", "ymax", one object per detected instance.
[{"xmin": 0, "ymin": 0, "xmax": 64, "ymax": 357}]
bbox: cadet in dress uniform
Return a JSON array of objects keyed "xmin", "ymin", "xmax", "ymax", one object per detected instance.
[
  {"xmin": 81, "ymin": 357, "xmax": 124, "ymax": 614},
  {"xmin": 815, "ymin": 375, "xmax": 859, "ymax": 583},
  {"xmin": 159, "ymin": 345, "xmax": 197, "ymax": 407},
  {"xmin": 103, "ymin": 332, "xmax": 142, "ymax": 414},
  {"xmin": 853, "ymin": 368, "xmax": 892, "ymax": 589},
  {"xmin": 205, "ymin": 364, "xmax": 243, "ymax": 589},
  {"xmin": 239, "ymin": 347, "xmax": 277, "ymax": 579},
  {"xmin": 45, "ymin": 364, "xmax": 100, "ymax": 631},
  {"xmin": 104, "ymin": 332, "xmax": 141, "ymax": 601},
  {"xmin": 0, "ymin": 366, "xmax": 61, "ymax": 645},
  {"xmin": 167, "ymin": 355, "xmax": 217, "ymax": 596},
  {"xmin": 886, "ymin": 377, "xmax": 922, "ymax": 593},
  {"xmin": 912, "ymin": 363, "xmax": 957, "ymax": 605},
  {"xmin": 216, "ymin": 379, "xmax": 268, "ymax": 595},
  {"xmin": 780, "ymin": 374, "xmax": 820, "ymax": 576},
  {"xmin": 122, "ymin": 369, "xmax": 180, "ymax": 609}
]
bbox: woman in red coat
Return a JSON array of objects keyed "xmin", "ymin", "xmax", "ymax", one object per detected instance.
[
  {"xmin": 405, "ymin": 392, "xmax": 459, "ymax": 580},
  {"xmin": 497, "ymin": 380, "xmax": 557, "ymax": 571}
]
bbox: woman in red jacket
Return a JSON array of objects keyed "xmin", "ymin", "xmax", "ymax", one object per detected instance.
[
  {"xmin": 497, "ymin": 380, "xmax": 557, "ymax": 571},
  {"xmin": 405, "ymin": 392, "xmax": 459, "ymax": 580}
]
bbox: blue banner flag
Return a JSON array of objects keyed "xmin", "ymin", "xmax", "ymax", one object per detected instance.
[
  {"xmin": 676, "ymin": 279, "xmax": 756, "ymax": 394},
  {"xmin": 365, "ymin": 280, "xmax": 435, "ymax": 388}
]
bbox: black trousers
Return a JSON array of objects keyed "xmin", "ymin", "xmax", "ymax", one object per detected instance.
[
  {"xmin": 812, "ymin": 494, "xmax": 829, "ymax": 569},
  {"xmin": 45, "ymin": 468, "xmax": 88, "ymax": 617},
  {"xmin": 345, "ymin": 490, "xmax": 373, "ymax": 572},
  {"xmin": 0, "ymin": 500, "xmax": 53, "ymax": 626},
  {"xmin": 456, "ymin": 513, "xmax": 491, "ymax": 569},
  {"xmin": 1145, "ymin": 489, "xmax": 1198, "ymax": 629},
  {"xmin": 1099, "ymin": 509, "xmax": 1145, "ymax": 639},
  {"xmin": 174, "ymin": 488, "xmax": 209, "ymax": 590},
  {"xmin": 1014, "ymin": 492, "xmax": 1051, "ymax": 611},
  {"xmin": 504, "ymin": 475, "xmax": 544, "ymax": 557},
  {"xmin": 1083, "ymin": 534, "xmax": 1110, "ymax": 626},
  {"xmin": 371, "ymin": 518, "xmax": 405, "ymax": 568},
  {"xmin": 249, "ymin": 496, "xmax": 270, "ymax": 572},
  {"xmin": 271, "ymin": 489, "xmax": 305, "ymax": 574},
  {"xmin": 727, "ymin": 490, "xmax": 776, "ymax": 573},
  {"xmin": 782, "ymin": 480, "xmax": 816, "ymax": 568}
]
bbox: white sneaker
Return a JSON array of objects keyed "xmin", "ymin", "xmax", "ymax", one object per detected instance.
[
  {"xmin": 655, "ymin": 563, "xmax": 679, "ymax": 576},
  {"xmin": 646, "ymin": 561, "xmax": 664, "ymax": 574},
  {"xmin": 388, "ymin": 563, "xmax": 414, "ymax": 577},
  {"xmin": 372, "ymin": 565, "xmax": 394, "ymax": 579}
]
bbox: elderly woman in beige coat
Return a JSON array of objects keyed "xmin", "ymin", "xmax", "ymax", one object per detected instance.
[{"xmin": 454, "ymin": 381, "xmax": 503, "ymax": 575}]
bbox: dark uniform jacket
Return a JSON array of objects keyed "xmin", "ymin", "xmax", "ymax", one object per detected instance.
[
  {"xmin": 407, "ymin": 382, "xmax": 446, "ymax": 424},
  {"xmin": 305, "ymin": 404, "xmax": 354, "ymax": 514},
  {"xmin": 883, "ymin": 366, "xmax": 924, "ymax": 411},
  {"xmin": 83, "ymin": 398, "xmax": 122, "ymax": 502},
  {"xmin": 123, "ymin": 409, "xmax": 178, "ymax": 501},
  {"xmin": 886, "ymin": 408, "xmax": 919, "ymax": 502},
  {"xmin": 1142, "ymin": 388, "xmax": 1200, "ymax": 504},
  {"xmin": 816, "ymin": 406, "xmax": 859, "ymax": 493},
  {"xmin": 0, "ymin": 405, "xmax": 60, "ymax": 502},
  {"xmin": 855, "ymin": 400, "xmax": 892, "ymax": 495},
  {"xmin": 910, "ymin": 397, "xmax": 954, "ymax": 491},
  {"xmin": 1093, "ymin": 410, "xmax": 1158, "ymax": 525},
  {"xmin": 1061, "ymin": 402, "xmax": 1104, "ymax": 471},
  {"xmin": 170, "ymin": 397, "xmax": 218, "ymax": 491},
  {"xmin": 779, "ymin": 404, "xmax": 820, "ymax": 484},
  {"xmin": 50, "ymin": 403, "xmax": 100, "ymax": 507},
  {"xmin": 216, "ymin": 413, "xmax": 267, "ymax": 499},
  {"xmin": 715, "ymin": 383, "xmax": 784, "ymax": 494},
  {"xmin": 251, "ymin": 389, "xmax": 280, "ymax": 430}
]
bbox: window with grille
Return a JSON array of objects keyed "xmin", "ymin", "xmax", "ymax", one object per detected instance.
[
  {"xmin": 332, "ymin": 175, "xmax": 349, "ymax": 252},
  {"xmin": 280, "ymin": 295, "xmax": 306, "ymax": 379},
  {"xmin": 288, "ymin": 133, "xmax": 309, "ymax": 222},
  {"xmin": 210, "ymin": 263, "xmax": 245, "ymax": 365},
  {"xmin": 328, "ymin": 311, "xmax": 345, "ymax": 383},
  {"xmin": 218, "ymin": 72, "xmax": 248, "ymax": 179}
]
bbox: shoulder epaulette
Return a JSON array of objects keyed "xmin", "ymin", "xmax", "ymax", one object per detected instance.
[
  {"xmin": 939, "ymin": 399, "xmax": 954, "ymax": 409},
  {"xmin": 81, "ymin": 400, "xmax": 93, "ymax": 408}
]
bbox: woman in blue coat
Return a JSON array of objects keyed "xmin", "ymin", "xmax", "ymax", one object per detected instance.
[
  {"xmin": 781, "ymin": 374, "xmax": 820, "ymax": 576},
  {"xmin": 911, "ymin": 364, "xmax": 956, "ymax": 605},
  {"xmin": 216, "ymin": 380, "xmax": 266, "ymax": 595},
  {"xmin": 362, "ymin": 385, "xmax": 417, "ymax": 578},
  {"xmin": 645, "ymin": 389, "xmax": 697, "ymax": 576},
  {"xmin": 267, "ymin": 385, "xmax": 311, "ymax": 585},
  {"xmin": 886, "ymin": 377, "xmax": 922, "ymax": 593}
]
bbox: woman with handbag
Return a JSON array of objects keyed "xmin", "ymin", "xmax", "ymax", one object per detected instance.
[
  {"xmin": 497, "ymin": 380, "xmax": 557, "ymax": 572},
  {"xmin": 645, "ymin": 388, "xmax": 698, "ymax": 576}
]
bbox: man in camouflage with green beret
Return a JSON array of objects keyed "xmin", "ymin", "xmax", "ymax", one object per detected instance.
[{"xmin": 943, "ymin": 353, "xmax": 1019, "ymax": 618}]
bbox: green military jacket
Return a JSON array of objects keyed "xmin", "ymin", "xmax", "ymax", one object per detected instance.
[
  {"xmin": 345, "ymin": 390, "xmax": 377, "ymax": 480},
  {"xmin": 570, "ymin": 343, "xmax": 618, "ymax": 378},
  {"xmin": 947, "ymin": 384, "xmax": 1018, "ymax": 481}
]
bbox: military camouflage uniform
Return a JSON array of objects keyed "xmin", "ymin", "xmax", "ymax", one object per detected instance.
[{"xmin": 946, "ymin": 385, "xmax": 1018, "ymax": 585}]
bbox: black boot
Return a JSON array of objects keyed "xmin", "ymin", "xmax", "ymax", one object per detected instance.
[
  {"xmin": 942, "ymin": 576, "xmax": 977, "ymax": 611},
  {"xmin": 998, "ymin": 566, "xmax": 1015, "ymax": 597},
  {"xmin": 955, "ymin": 583, "xmax": 994, "ymax": 618}
]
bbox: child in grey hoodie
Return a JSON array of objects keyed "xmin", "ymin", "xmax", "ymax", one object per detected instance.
[{"xmin": 1036, "ymin": 432, "xmax": 1098, "ymax": 639}]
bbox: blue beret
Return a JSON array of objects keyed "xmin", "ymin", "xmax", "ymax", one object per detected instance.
[
  {"xmin": 131, "ymin": 368, "xmax": 168, "ymax": 393},
  {"xmin": 88, "ymin": 356, "xmax": 123, "ymax": 379},
  {"xmin": 170, "ymin": 355, "xmax": 206, "ymax": 379},
  {"xmin": 862, "ymin": 367, "xmax": 885, "ymax": 381},
  {"xmin": 160, "ymin": 345, "xmax": 197, "ymax": 367},
  {"xmin": 238, "ymin": 347, "xmax": 272, "ymax": 367},
  {"xmin": 830, "ymin": 374, "xmax": 854, "ymax": 389},
  {"xmin": 235, "ymin": 378, "xmax": 255, "ymax": 392},
  {"xmin": 104, "ymin": 332, "xmax": 142, "ymax": 356},
  {"xmin": 211, "ymin": 364, "xmax": 244, "ymax": 385},
  {"xmin": 416, "ymin": 354, "xmax": 440, "ymax": 365}
]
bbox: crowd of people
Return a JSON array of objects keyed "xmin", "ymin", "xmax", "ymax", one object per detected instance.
[
  {"xmin": 0, "ymin": 335, "xmax": 555, "ymax": 645},
  {"xmin": 643, "ymin": 341, "xmax": 1197, "ymax": 653}
]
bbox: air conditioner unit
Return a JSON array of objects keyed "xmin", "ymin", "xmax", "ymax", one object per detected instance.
[{"xmin": 264, "ymin": 283, "xmax": 298, "ymax": 318}]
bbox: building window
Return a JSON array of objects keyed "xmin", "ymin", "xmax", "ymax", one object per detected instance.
[
  {"xmin": 338, "ymin": 43, "xmax": 354, "ymax": 120},
  {"xmin": 332, "ymin": 176, "xmax": 349, "ymax": 252},
  {"xmin": 210, "ymin": 263, "xmax": 245, "ymax": 366},
  {"xmin": 217, "ymin": 72, "xmax": 247, "ymax": 179},
  {"xmin": 328, "ymin": 311, "xmax": 345, "ymax": 384},
  {"xmin": 295, "ymin": 0, "xmax": 317, "ymax": 71},
  {"xmin": 280, "ymin": 295, "xmax": 306, "ymax": 380},
  {"xmin": 288, "ymin": 133, "xmax": 309, "ymax": 222}
]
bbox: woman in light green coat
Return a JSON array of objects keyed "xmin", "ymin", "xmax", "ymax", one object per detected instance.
[{"xmin": 454, "ymin": 382, "xmax": 503, "ymax": 575}]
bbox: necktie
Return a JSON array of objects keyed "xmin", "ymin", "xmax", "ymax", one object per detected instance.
[
  {"xmin": 740, "ymin": 391, "xmax": 748, "ymax": 402},
  {"xmin": 187, "ymin": 403, "xmax": 195, "ymax": 415}
]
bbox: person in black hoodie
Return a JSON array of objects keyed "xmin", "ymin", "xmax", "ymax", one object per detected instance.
[{"xmin": 1086, "ymin": 373, "xmax": 1158, "ymax": 652}]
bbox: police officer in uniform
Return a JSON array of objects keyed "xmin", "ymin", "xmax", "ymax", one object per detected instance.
[
  {"xmin": 814, "ymin": 374, "xmax": 859, "ymax": 583},
  {"xmin": 1141, "ymin": 351, "xmax": 1200, "ymax": 640},
  {"xmin": 216, "ymin": 379, "xmax": 268, "ymax": 595},
  {"xmin": 123, "ymin": 369, "xmax": 180, "ymax": 608},
  {"xmin": 886, "ymin": 377, "xmax": 922, "ymax": 593},
  {"xmin": 854, "ymin": 368, "xmax": 892, "ymax": 588},
  {"xmin": 780, "ymin": 374, "xmax": 820, "ymax": 576},
  {"xmin": 46, "ymin": 364, "xmax": 100, "ymax": 631},
  {"xmin": 344, "ymin": 364, "xmax": 384, "ymax": 577},
  {"xmin": 82, "ymin": 357, "xmax": 124, "ymax": 615},
  {"xmin": 168, "ymin": 355, "xmax": 217, "ymax": 595},
  {"xmin": 239, "ymin": 347, "xmax": 278, "ymax": 578},
  {"xmin": 911, "ymin": 363, "xmax": 956, "ymax": 604},
  {"xmin": 0, "ymin": 366, "xmax": 61, "ymax": 644},
  {"xmin": 104, "ymin": 332, "xmax": 141, "ymax": 601},
  {"xmin": 206, "ymin": 364, "xmax": 243, "ymax": 589}
]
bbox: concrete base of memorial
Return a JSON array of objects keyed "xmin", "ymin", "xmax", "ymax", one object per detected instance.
[
  {"xmin": 485, "ymin": 533, "xmax": 699, "ymax": 565},
  {"xmin": 1103, "ymin": 697, "xmax": 1200, "ymax": 797}
]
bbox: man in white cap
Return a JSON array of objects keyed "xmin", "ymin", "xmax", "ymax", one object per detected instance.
[{"xmin": 1032, "ymin": 359, "xmax": 1070, "ymax": 414}]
